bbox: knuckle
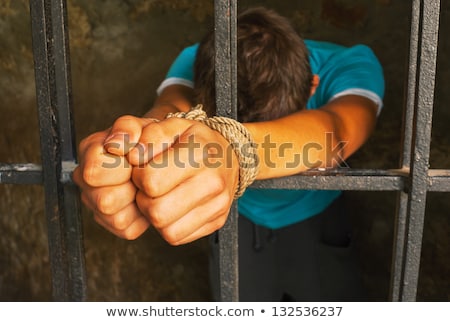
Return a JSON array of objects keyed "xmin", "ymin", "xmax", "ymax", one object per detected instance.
[
  {"xmin": 148, "ymin": 206, "xmax": 166, "ymax": 229},
  {"xmin": 215, "ymin": 192, "xmax": 233, "ymax": 215},
  {"xmin": 79, "ymin": 131, "xmax": 107, "ymax": 152},
  {"xmin": 139, "ymin": 177, "xmax": 156, "ymax": 196},
  {"xmin": 145, "ymin": 120, "xmax": 164, "ymax": 132},
  {"xmin": 120, "ymin": 229, "xmax": 139, "ymax": 241},
  {"xmin": 141, "ymin": 121, "xmax": 167, "ymax": 142},
  {"xmin": 136, "ymin": 193, "xmax": 165, "ymax": 228},
  {"xmin": 96, "ymin": 192, "xmax": 116, "ymax": 215},
  {"xmin": 159, "ymin": 227, "xmax": 181, "ymax": 246},
  {"xmin": 113, "ymin": 216, "xmax": 129, "ymax": 231},
  {"xmin": 208, "ymin": 175, "xmax": 227, "ymax": 195},
  {"xmin": 212, "ymin": 217, "xmax": 227, "ymax": 232},
  {"xmin": 115, "ymin": 114, "xmax": 137, "ymax": 125},
  {"xmin": 182, "ymin": 125, "xmax": 208, "ymax": 146},
  {"xmin": 139, "ymin": 173, "xmax": 162, "ymax": 197},
  {"xmin": 82, "ymin": 163, "xmax": 98, "ymax": 186}
]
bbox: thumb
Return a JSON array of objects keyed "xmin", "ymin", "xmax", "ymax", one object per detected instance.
[{"xmin": 103, "ymin": 115, "xmax": 158, "ymax": 156}]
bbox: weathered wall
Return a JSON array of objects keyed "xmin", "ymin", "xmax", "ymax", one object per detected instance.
[{"xmin": 0, "ymin": 0, "xmax": 448, "ymax": 301}]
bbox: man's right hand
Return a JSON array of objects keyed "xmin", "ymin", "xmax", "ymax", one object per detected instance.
[{"xmin": 72, "ymin": 116, "xmax": 157, "ymax": 240}]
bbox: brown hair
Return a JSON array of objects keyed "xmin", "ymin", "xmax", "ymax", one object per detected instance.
[{"xmin": 194, "ymin": 7, "xmax": 313, "ymax": 122}]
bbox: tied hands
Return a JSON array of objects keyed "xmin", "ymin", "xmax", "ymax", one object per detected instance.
[{"xmin": 73, "ymin": 115, "xmax": 239, "ymax": 245}]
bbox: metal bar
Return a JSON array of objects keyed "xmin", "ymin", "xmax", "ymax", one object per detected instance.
[
  {"xmin": 390, "ymin": 0, "xmax": 421, "ymax": 301},
  {"xmin": 399, "ymin": 0, "xmax": 441, "ymax": 302},
  {"xmin": 252, "ymin": 169, "xmax": 407, "ymax": 191},
  {"xmin": 242, "ymin": 169, "xmax": 450, "ymax": 192},
  {"xmin": 29, "ymin": 0, "xmax": 86, "ymax": 301},
  {"xmin": 428, "ymin": 170, "xmax": 450, "ymax": 192},
  {"xmin": 50, "ymin": 0, "xmax": 86, "ymax": 301},
  {"xmin": 50, "ymin": 1, "xmax": 78, "ymax": 162},
  {"xmin": 0, "ymin": 163, "xmax": 43, "ymax": 185},
  {"xmin": 4, "ymin": 163, "xmax": 449, "ymax": 192},
  {"xmin": 214, "ymin": 0, "xmax": 239, "ymax": 301},
  {"xmin": 0, "ymin": 162, "xmax": 79, "ymax": 186}
]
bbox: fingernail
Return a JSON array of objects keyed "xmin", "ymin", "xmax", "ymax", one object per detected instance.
[
  {"xmin": 104, "ymin": 133, "xmax": 127, "ymax": 154},
  {"xmin": 104, "ymin": 132, "xmax": 125, "ymax": 144},
  {"xmin": 128, "ymin": 142, "xmax": 148, "ymax": 165}
]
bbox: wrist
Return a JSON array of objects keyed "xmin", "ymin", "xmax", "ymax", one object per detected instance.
[{"xmin": 144, "ymin": 103, "xmax": 182, "ymax": 120}]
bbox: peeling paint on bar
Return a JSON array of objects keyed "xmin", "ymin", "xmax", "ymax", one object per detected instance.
[
  {"xmin": 29, "ymin": 0, "xmax": 86, "ymax": 301},
  {"xmin": 61, "ymin": 160, "xmax": 78, "ymax": 184},
  {"xmin": 0, "ymin": 163, "xmax": 43, "ymax": 184}
]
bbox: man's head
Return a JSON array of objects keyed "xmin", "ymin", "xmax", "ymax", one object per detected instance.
[{"xmin": 194, "ymin": 7, "xmax": 314, "ymax": 122}]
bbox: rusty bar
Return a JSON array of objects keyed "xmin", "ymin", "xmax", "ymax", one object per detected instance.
[
  {"xmin": 390, "ymin": 0, "xmax": 421, "ymax": 301},
  {"xmin": 399, "ymin": 0, "xmax": 441, "ymax": 301},
  {"xmin": 29, "ymin": 0, "xmax": 86, "ymax": 301},
  {"xmin": 214, "ymin": 0, "xmax": 239, "ymax": 301},
  {"xmin": 252, "ymin": 169, "xmax": 407, "ymax": 191},
  {"xmin": 0, "ymin": 163, "xmax": 43, "ymax": 185}
]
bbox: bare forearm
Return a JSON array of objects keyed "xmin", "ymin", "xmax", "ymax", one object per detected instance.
[
  {"xmin": 245, "ymin": 95, "xmax": 378, "ymax": 179},
  {"xmin": 244, "ymin": 110, "xmax": 341, "ymax": 179},
  {"xmin": 144, "ymin": 85, "xmax": 194, "ymax": 119}
]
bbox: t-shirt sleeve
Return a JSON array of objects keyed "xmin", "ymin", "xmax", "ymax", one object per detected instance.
[
  {"xmin": 156, "ymin": 43, "xmax": 199, "ymax": 95},
  {"xmin": 313, "ymin": 45, "xmax": 385, "ymax": 115}
]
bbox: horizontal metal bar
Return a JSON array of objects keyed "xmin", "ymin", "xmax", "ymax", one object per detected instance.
[
  {"xmin": 2, "ymin": 165, "xmax": 450, "ymax": 192},
  {"xmin": 252, "ymin": 169, "xmax": 408, "ymax": 191},
  {"xmin": 0, "ymin": 162, "xmax": 77, "ymax": 185},
  {"xmin": 0, "ymin": 163, "xmax": 43, "ymax": 184},
  {"xmin": 428, "ymin": 169, "xmax": 450, "ymax": 192},
  {"xmin": 253, "ymin": 169, "xmax": 450, "ymax": 192}
]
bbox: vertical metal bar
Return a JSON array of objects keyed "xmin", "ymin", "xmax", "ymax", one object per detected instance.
[
  {"xmin": 29, "ymin": 0, "xmax": 86, "ymax": 301},
  {"xmin": 390, "ymin": 0, "xmax": 421, "ymax": 301},
  {"xmin": 398, "ymin": 0, "xmax": 440, "ymax": 301},
  {"xmin": 214, "ymin": 0, "xmax": 239, "ymax": 301},
  {"xmin": 50, "ymin": 0, "xmax": 87, "ymax": 301}
]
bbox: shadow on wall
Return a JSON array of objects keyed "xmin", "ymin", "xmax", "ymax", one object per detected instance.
[{"xmin": 0, "ymin": 0, "xmax": 448, "ymax": 301}]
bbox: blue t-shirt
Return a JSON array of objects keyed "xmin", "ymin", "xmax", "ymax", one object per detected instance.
[{"xmin": 157, "ymin": 40, "xmax": 385, "ymax": 229}]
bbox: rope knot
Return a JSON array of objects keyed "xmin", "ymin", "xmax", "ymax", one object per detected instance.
[{"xmin": 166, "ymin": 105, "xmax": 207, "ymax": 121}]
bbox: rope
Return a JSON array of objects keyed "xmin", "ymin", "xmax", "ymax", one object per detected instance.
[{"xmin": 166, "ymin": 105, "xmax": 259, "ymax": 198}]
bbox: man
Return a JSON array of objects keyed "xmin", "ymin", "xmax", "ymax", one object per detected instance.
[{"xmin": 74, "ymin": 7, "xmax": 384, "ymax": 301}]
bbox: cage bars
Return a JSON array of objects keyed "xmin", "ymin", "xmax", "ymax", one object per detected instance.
[
  {"xmin": 0, "ymin": 0, "xmax": 447, "ymax": 302},
  {"xmin": 29, "ymin": 0, "xmax": 86, "ymax": 301}
]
